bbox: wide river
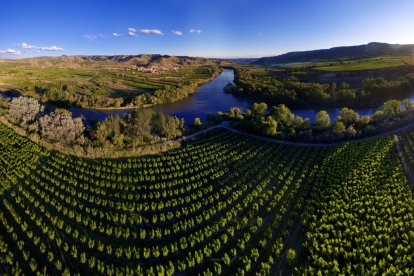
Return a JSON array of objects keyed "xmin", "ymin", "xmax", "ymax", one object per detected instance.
[{"xmin": 2, "ymin": 68, "xmax": 405, "ymax": 124}]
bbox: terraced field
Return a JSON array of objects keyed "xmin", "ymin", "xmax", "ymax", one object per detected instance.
[{"xmin": 0, "ymin": 123, "xmax": 413, "ymax": 275}]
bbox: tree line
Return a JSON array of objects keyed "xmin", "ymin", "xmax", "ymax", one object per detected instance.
[
  {"xmin": 226, "ymin": 67, "xmax": 414, "ymax": 108},
  {"xmin": 219, "ymin": 99, "xmax": 413, "ymax": 142}
]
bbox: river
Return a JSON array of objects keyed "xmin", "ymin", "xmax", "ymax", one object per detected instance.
[
  {"xmin": 0, "ymin": 69, "xmax": 404, "ymax": 123},
  {"xmin": 67, "ymin": 69, "xmax": 376, "ymax": 123}
]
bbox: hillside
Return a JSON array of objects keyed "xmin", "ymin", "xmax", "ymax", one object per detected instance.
[
  {"xmin": 253, "ymin": 42, "xmax": 414, "ymax": 65},
  {"xmin": 0, "ymin": 54, "xmax": 218, "ymax": 69}
]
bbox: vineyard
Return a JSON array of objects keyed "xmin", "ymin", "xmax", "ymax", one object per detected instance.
[{"xmin": 0, "ymin": 122, "xmax": 413, "ymax": 275}]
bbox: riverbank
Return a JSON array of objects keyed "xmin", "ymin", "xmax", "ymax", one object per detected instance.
[{"xmin": 0, "ymin": 116, "xmax": 182, "ymax": 159}]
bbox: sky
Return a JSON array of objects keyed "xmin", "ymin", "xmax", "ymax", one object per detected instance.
[{"xmin": 0, "ymin": 0, "xmax": 413, "ymax": 58}]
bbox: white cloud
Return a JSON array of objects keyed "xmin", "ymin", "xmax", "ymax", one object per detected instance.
[
  {"xmin": 172, "ymin": 30, "xmax": 183, "ymax": 36},
  {"xmin": 83, "ymin": 34, "xmax": 98, "ymax": 40},
  {"xmin": 19, "ymin": 42, "xmax": 63, "ymax": 51},
  {"xmin": 0, "ymin": 48, "xmax": 22, "ymax": 55},
  {"xmin": 189, "ymin": 28, "xmax": 202, "ymax": 34},
  {"xmin": 128, "ymin": 27, "xmax": 137, "ymax": 37},
  {"xmin": 20, "ymin": 42, "xmax": 36, "ymax": 49},
  {"xmin": 40, "ymin": 45, "xmax": 63, "ymax": 51},
  {"xmin": 140, "ymin": 29, "xmax": 163, "ymax": 35},
  {"xmin": 112, "ymin": 32, "xmax": 123, "ymax": 37}
]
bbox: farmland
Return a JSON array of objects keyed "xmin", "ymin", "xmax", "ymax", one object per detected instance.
[
  {"xmin": 0, "ymin": 56, "xmax": 221, "ymax": 108},
  {"xmin": 228, "ymin": 60, "xmax": 414, "ymax": 109},
  {"xmin": 0, "ymin": 121, "xmax": 413, "ymax": 275},
  {"xmin": 280, "ymin": 56, "xmax": 411, "ymax": 72}
]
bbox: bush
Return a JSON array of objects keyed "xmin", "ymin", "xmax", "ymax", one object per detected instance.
[{"xmin": 286, "ymin": 248, "xmax": 297, "ymax": 266}]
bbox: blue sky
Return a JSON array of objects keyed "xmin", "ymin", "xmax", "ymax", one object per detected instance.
[{"xmin": 1, "ymin": 0, "xmax": 413, "ymax": 58}]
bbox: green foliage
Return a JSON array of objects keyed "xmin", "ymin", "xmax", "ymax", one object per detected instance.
[
  {"xmin": 332, "ymin": 121, "xmax": 345, "ymax": 137},
  {"xmin": 94, "ymin": 115, "xmax": 125, "ymax": 147},
  {"xmin": 315, "ymin": 111, "xmax": 331, "ymax": 128},
  {"xmin": 193, "ymin": 117, "xmax": 202, "ymax": 126},
  {"xmin": 0, "ymin": 120, "xmax": 413, "ymax": 275},
  {"xmin": 230, "ymin": 65, "xmax": 414, "ymax": 108},
  {"xmin": 383, "ymin": 100, "xmax": 402, "ymax": 116},
  {"xmin": 337, "ymin": 107, "xmax": 359, "ymax": 126},
  {"xmin": 286, "ymin": 248, "xmax": 297, "ymax": 266},
  {"xmin": 300, "ymin": 138, "xmax": 414, "ymax": 274},
  {"xmin": 94, "ymin": 109, "xmax": 184, "ymax": 148}
]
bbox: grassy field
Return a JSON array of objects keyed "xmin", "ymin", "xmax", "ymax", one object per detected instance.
[
  {"xmin": 0, "ymin": 122, "xmax": 413, "ymax": 275},
  {"xmin": 0, "ymin": 64, "xmax": 217, "ymax": 100},
  {"xmin": 278, "ymin": 56, "xmax": 413, "ymax": 72}
]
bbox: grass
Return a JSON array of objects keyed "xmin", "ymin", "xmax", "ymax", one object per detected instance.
[
  {"xmin": 316, "ymin": 56, "xmax": 409, "ymax": 71},
  {"xmin": 0, "ymin": 60, "xmax": 219, "ymax": 102},
  {"xmin": 277, "ymin": 56, "xmax": 413, "ymax": 72}
]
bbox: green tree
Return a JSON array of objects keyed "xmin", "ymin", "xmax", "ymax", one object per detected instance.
[
  {"xmin": 315, "ymin": 111, "xmax": 331, "ymax": 128},
  {"xmin": 338, "ymin": 107, "xmax": 359, "ymax": 126},
  {"xmin": 228, "ymin": 107, "xmax": 242, "ymax": 119},
  {"xmin": 193, "ymin": 117, "xmax": 202, "ymax": 126},
  {"xmin": 248, "ymin": 102, "xmax": 267, "ymax": 119},
  {"xmin": 359, "ymin": 115, "xmax": 371, "ymax": 126},
  {"xmin": 383, "ymin": 100, "xmax": 402, "ymax": 116},
  {"xmin": 332, "ymin": 121, "xmax": 346, "ymax": 137},
  {"xmin": 270, "ymin": 104, "xmax": 294, "ymax": 128},
  {"xmin": 262, "ymin": 116, "xmax": 278, "ymax": 136},
  {"xmin": 125, "ymin": 109, "xmax": 154, "ymax": 146},
  {"xmin": 152, "ymin": 112, "xmax": 184, "ymax": 139},
  {"xmin": 94, "ymin": 115, "xmax": 124, "ymax": 147},
  {"xmin": 286, "ymin": 248, "xmax": 297, "ymax": 266}
]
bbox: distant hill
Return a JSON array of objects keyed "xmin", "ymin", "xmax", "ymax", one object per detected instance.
[
  {"xmin": 228, "ymin": 58, "xmax": 259, "ymax": 64},
  {"xmin": 1, "ymin": 54, "xmax": 218, "ymax": 68},
  {"xmin": 252, "ymin": 42, "xmax": 414, "ymax": 66}
]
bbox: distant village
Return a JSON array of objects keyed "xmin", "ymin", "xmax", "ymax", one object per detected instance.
[{"xmin": 105, "ymin": 65, "xmax": 180, "ymax": 73}]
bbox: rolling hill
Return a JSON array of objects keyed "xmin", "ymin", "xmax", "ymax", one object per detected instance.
[
  {"xmin": 253, "ymin": 42, "xmax": 414, "ymax": 66},
  {"xmin": 0, "ymin": 54, "xmax": 218, "ymax": 69}
]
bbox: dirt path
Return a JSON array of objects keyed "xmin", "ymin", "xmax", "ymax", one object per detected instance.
[
  {"xmin": 394, "ymin": 135, "xmax": 414, "ymax": 195},
  {"xmin": 180, "ymin": 120, "xmax": 414, "ymax": 148},
  {"xmin": 178, "ymin": 124, "xmax": 223, "ymax": 141}
]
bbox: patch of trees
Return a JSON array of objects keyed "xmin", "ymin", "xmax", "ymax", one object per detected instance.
[
  {"xmin": 221, "ymin": 99, "xmax": 414, "ymax": 143},
  {"xmin": 39, "ymin": 110, "xmax": 85, "ymax": 144},
  {"xmin": 229, "ymin": 68, "xmax": 414, "ymax": 108},
  {"xmin": 93, "ymin": 109, "xmax": 184, "ymax": 148},
  {"xmin": 9, "ymin": 96, "xmax": 44, "ymax": 128},
  {"xmin": 132, "ymin": 82, "xmax": 199, "ymax": 107},
  {"xmin": 9, "ymin": 96, "xmax": 86, "ymax": 143},
  {"xmin": 41, "ymin": 89, "xmax": 124, "ymax": 108},
  {"xmin": 6, "ymin": 96, "xmax": 184, "ymax": 148}
]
